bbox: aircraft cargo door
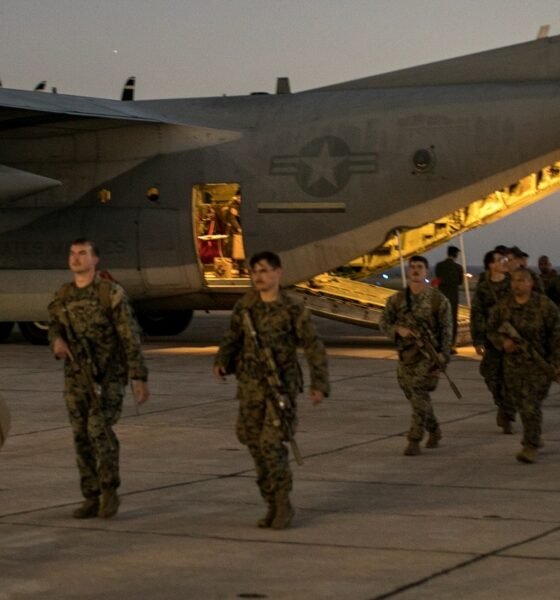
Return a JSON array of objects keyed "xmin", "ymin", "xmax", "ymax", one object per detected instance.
[
  {"xmin": 138, "ymin": 207, "xmax": 202, "ymax": 292},
  {"xmin": 193, "ymin": 183, "xmax": 249, "ymax": 284}
]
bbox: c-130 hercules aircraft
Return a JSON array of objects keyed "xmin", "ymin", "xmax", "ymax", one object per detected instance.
[{"xmin": 2, "ymin": 35, "xmax": 560, "ymax": 343}]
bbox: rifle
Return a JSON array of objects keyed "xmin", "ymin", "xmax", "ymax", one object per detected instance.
[
  {"xmin": 497, "ymin": 321, "xmax": 558, "ymax": 381},
  {"xmin": 399, "ymin": 309, "xmax": 462, "ymax": 400},
  {"xmin": 59, "ymin": 305, "xmax": 116, "ymax": 448},
  {"xmin": 242, "ymin": 311, "xmax": 304, "ymax": 466}
]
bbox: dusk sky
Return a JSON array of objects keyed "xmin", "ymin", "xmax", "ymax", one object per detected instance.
[{"xmin": 1, "ymin": 0, "xmax": 559, "ymax": 266}]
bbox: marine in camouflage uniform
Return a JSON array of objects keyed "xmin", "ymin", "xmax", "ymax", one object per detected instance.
[
  {"xmin": 214, "ymin": 251, "xmax": 329, "ymax": 529},
  {"xmin": 48, "ymin": 239, "xmax": 149, "ymax": 518},
  {"xmin": 381, "ymin": 256, "xmax": 452, "ymax": 456},
  {"xmin": 470, "ymin": 250, "xmax": 514, "ymax": 432},
  {"xmin": 487, "ymin": 267, "xmax": 560, "ymax": 463}
]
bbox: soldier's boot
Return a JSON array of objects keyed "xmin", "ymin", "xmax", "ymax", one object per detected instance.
[
  {"xmin": 403, "ymin": 440, "xmax": 421, "ymax": 456},
  {"xmin": 271, "ymin": 491, "xmax": 294, "ymax": 530},
  {"xmin": 72, "ymin": 497, "xmax": 99, "ymax": 519},
  {"xmin": 425, "ymin": 428, "xmax": 442, "ymax": 449},
  {"xmin": 496, "ymin": 408, "xmax": 513, "ymax": 434},
  {"xmin": 257, "ymin": 502, "xmax": 276, "ymax": 528},
  {"xmin": 516, "ymin": 446, "xmax": 538, "ymax": 464},
  {"xmin": 98, "ymin": 489, "xmax": 120, "ymax": 518}
]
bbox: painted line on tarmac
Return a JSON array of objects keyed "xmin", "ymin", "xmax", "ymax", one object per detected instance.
[{"xmin": 369, "ymin": 523, "xmax": 560, "ymax": 599}]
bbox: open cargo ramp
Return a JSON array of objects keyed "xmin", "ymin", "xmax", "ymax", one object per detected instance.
[{"xmin": 293, "ymin": 275, "xmax": 471, "ymax": 344}]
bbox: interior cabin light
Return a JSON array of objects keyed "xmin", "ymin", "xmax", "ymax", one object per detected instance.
[{"xmin": 98, "ymin": 188, "xmax": 111, "ymax": 203}]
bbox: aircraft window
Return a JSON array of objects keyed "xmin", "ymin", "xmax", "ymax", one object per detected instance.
[
  {"xmin": 412, "ymin": 149, "xmax": 435, "ymax": 173},
  {"xmin": 147, "ymin": 187, "xmax": 160, "ymax": 202},
  {"xmin": 193, "ymin": 183, "xmax": 248, "ymax": 281}
]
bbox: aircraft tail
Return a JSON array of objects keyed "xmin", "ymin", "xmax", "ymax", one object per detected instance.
[{"xmin": 311, "ymin": 35, "xmax": 560, "ymax": 91}]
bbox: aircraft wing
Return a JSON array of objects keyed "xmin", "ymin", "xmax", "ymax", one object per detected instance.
[
  {"xmin": 0, "ymin": 88, "xmax": 243, "ymax": 203},
  {"xmin": 0, "ymin": 87, "xmax": 205, "ymax": 130}
]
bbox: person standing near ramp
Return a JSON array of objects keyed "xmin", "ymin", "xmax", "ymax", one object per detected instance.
[{"xmin": 435, "ymin": 245, "xmax": 464, "ymax": 351}]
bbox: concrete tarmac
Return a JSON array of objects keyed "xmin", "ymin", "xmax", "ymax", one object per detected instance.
[{"xmin": 1, "ymin": 313, "xmax": 560, "ymax": 599}]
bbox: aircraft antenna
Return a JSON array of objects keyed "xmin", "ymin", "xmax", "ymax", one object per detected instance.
[
  {"xmin": 537, "ymin": 25, "xmax": 550, "ymax": 39},
  {"xmin": 121, "ymin": 76, "xmax": 136, "ymax": 101},
  {"xmin": 276, "ymin": 77, "xmax": 291, "ymax": 94}
]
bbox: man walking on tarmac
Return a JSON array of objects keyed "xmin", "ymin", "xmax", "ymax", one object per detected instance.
[
  {"xmin": 381, "ymin": 255, "xmax": 452, "ymax": 456},
  {"xmin": 48, "ymin": 238, "xmax": 149, "ymax": 519},
  {"xmin": 487, "ymin": 267, "xmax": 560, "ymax": 463},
  {"xmin": 471, "ymin": 249, "xmax": 514, "ymax": 433},
  {"xmin": 214, "ymin": 251, "xmax": 329, "ymax": 529}
]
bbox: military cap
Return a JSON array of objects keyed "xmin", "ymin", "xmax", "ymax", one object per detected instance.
[{"xmin": 508, "ymin": 246, "xmax": 525, "ymax": 258}]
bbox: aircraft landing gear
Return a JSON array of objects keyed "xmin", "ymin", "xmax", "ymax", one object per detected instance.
[
  {"xmin": 137, "ymin": 310, "xmax": 193, "ymax": 337},
  {"xmin": 0, "ymin": 322, "xmax": 14, "ymax": 343},
  {"xmin": 18, "ymin": 321, "xmax": 49, "ymax": 345}
]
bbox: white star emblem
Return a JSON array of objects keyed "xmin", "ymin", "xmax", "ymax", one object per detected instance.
[{"xmin": 300, "ymin": 142, "xmax": 346, "ymax": 187}]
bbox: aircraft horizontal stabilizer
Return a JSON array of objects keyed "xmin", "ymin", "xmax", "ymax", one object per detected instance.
[
  {"xmin": 0, "ymin": 165, "xmax": 61, "ymax": 203},
  {"xmin": 311, "ymin": 35, "xmax": 560, "ymax": 91}
]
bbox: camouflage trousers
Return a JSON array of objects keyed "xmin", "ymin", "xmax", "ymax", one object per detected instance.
[
  {"xmin": 503, "ymin": 364, "xmax": 551, "ymax": 448},
  {"xmin": 480, "ymin": 344, "xmax": 515, "ymax": 421},
  {"xmin": 236, "ymin": 383, "xmax": 297, "ymax": 502},
  {"xmin": 64, "ymin": 377, "xmax": 124, "ymax": 500},
  {"xmin": 397, "ymin": 359, "xmax": 440, "ymax": 442}
]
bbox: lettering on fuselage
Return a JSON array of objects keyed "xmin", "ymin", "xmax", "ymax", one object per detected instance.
[{"xmin": 269, "ymin": 136, "xmax": 378, "ymax": 197}]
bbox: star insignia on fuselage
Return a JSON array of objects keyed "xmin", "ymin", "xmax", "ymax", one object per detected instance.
[{"xmin": 269, "ymin": 136, "xmax": 378, "ymax": 197}]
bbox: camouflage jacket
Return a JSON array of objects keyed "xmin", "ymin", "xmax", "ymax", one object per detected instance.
[
  {"xmin": 214, "ymin": 290, "xmax": 330, "ymax": 396},
  {"xmin": 380, "ymin": 286, "xmax": 452, "ymax": 362},
  {"xmin": 487, "ymin": 293, "xmax": 560, "ymax": 370},
  {"xmin": 470, "ymin": 274, "xmax": 511, "ymax": 346},
  {"xmin": 48, "ymin": 278, "xmax": 148, "ymax": 383}
]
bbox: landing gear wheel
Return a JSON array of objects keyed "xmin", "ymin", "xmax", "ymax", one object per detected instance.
[
  {"xmin": 137, "ymin": 310, "xmax": 193, "ymax": 337},
  {"xmin": 18, "ymin": 321, "xmax": 49, "ymax": 345},
  {"xmin": 0, "ymin": 322, "xmax": 14, "ymax": 342}
]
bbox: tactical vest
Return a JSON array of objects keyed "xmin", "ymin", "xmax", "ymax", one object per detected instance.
[
  {"xmin": 394, "ymin": 288, "xmax": 443, "ymax": 321},
  {"xmin": 56, "ymin": 279, "xmax": 113, "ymax": 315},
  {"xmin": 394, "ymin": 288, "xmax": 444, "ymax": 363}
]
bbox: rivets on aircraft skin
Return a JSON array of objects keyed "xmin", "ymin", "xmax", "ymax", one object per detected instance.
[
  {"xmin": 147, "ymin": 187, "xmax": 160, "ymax": 202},
  {"xmin": 97, "ymin": 188, "xmax": 112, "ymax": 203}
]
